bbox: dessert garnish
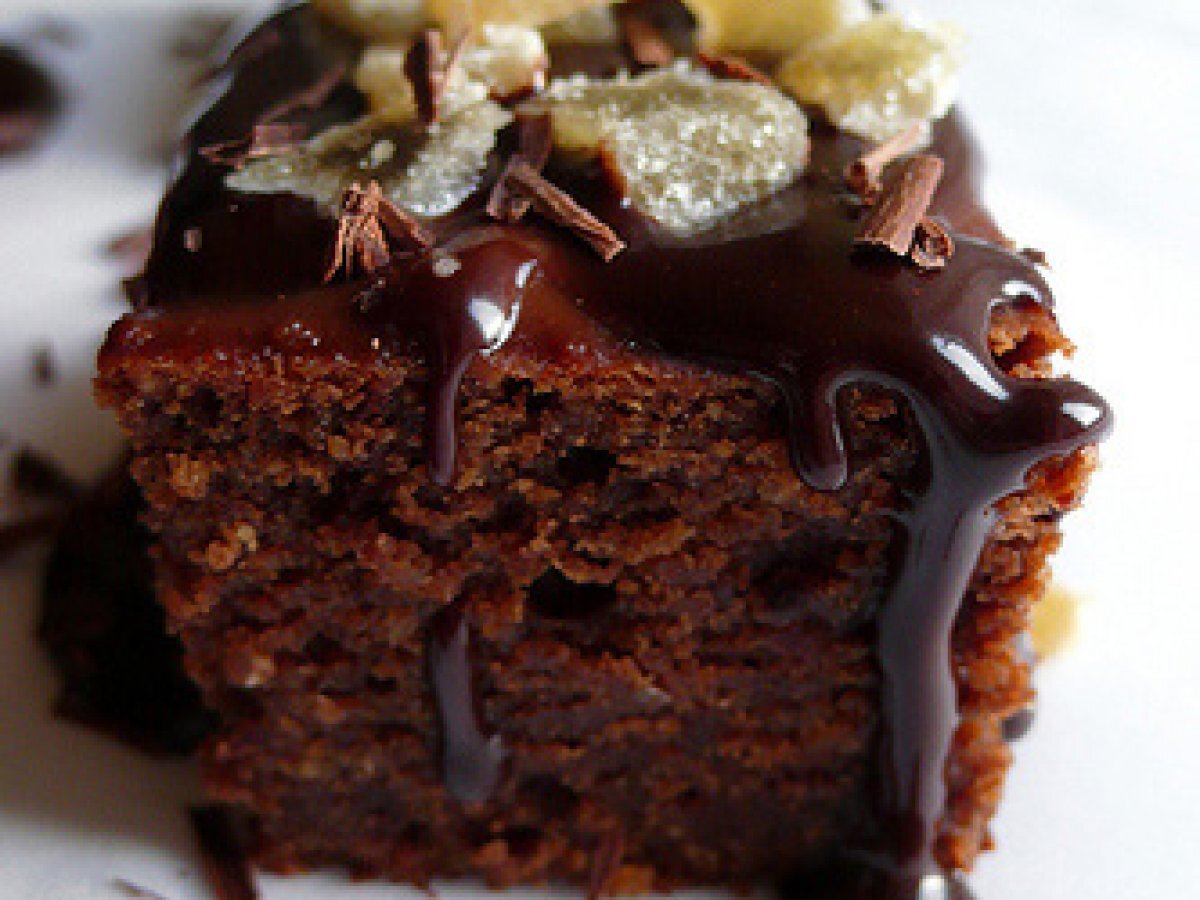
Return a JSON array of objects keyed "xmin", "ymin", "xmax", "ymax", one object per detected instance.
[
  {"xmin": 325, "ymin": 180, "xmax": 434, "ymax": 282},
  {"xmin": 486, "ymin": 111, "xmax": 553, "ymax": 221},
  {"xmin": 844, "ymin": 121, "xmax": 925, "ymax": 201},
  {"xmin": 683, "ymin": 0, "xmax": 870, "ymax": 60},
  {"xmin": 498, "ymin": 158, "xmax": 626, "ymax": 260},
  {"xmin": 404, "ymin": 27, "xmax": 470, "ymax": 124},
  {"xmin": 854, "ymin": 153, "xmax": 954, "ymax": 269},
  {"xmin": 198, "ymin": 122, "xmax": 308, "ymax": 169},
  {"xmin": 695, "ymin": 50, "xmax": 774, "ymax": 87},
  {"xmin": 529, "ymin": 63, "xmax": 810, "ymax": 234},
  {"xmin": 776, "ymin": 11, "xmax": 964, "ymax": 142},
  {"xmin": 618, "ymin": 5, "xmax": 675, "ymax": 68}
]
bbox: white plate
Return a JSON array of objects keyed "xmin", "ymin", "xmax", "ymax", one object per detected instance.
[{"xmin": 1, "ymin": 1, "xmax": 1198, "ymax": 898}]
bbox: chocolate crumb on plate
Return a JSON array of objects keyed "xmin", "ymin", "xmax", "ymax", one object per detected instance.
[
  {"xmin": 0, "ymin": 43, "xmax": 64, "ymax": 156},
  {"xmin": 30, "ymin": 344, "xmax": 57, "ymax": 387},
  {"xmin": 111, "ymin": 879, "xmax": 169, "ymax": 900}
]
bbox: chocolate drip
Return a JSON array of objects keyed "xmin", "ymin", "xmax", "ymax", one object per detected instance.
[
  {"xmin": 0, "ymin": 43, "xmax": 63, "ymax": 156},
  {"xmin": 428, "ymin": 598, "xmax": 507, "ymax": 805},
  {"xmin": 109, "ymin": 6, "xmax": 1112, "ymax": 893}
]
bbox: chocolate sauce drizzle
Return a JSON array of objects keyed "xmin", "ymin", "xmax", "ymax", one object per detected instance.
[{"xmin": 104, "ymin": 5, "xmax": 1112, "ymax": 894}]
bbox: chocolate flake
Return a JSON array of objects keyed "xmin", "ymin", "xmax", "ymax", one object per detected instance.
[
  {"xmin": 621, "ymin": 14, "xmax": 675, "ymax": 68},
  {"xmin": 696, "ymin": 51, "xmax": 774, "ymax": 87},
  {"xmin": 1021, "ymin": 247, "xmax": 1051, "ymax": 269},
  {"xmin": 31, "ymin": 344, "xmax": 56, "ymax": 387},
  {"xmin": 404, "ymin": 29, "xmax": 469, "ymax": 127},
  {"xmin": 845, "ymin": 122, "xmax": 926, "ymax": 202},
  {"xmin": 325, "ymin": 181, "xmax": 434, "ymax": 283},
  {"xmin": 198, "ymin": 122, "xmax": 307, "ymax": 169},
  {"xmin": 487, "ymin": 112, "xmax": 553, "ymax": 222},
  {"xmin": 189, "ymin": 807, "xmax": 258, "ymax": 900},
  {"xmin": 854, "ymin": 154, "xmax": 945, "ymax": 266},
  {"xmin": 502, "ymin": 160, "xmax": 626, "ymax": 262},
  {"xmin": 912, "ymin": 216, "xmax": 954, "ymax": 270},
  {"xmin": 111, "ymin": 880, "xmax": 169, "ymax": 900}
]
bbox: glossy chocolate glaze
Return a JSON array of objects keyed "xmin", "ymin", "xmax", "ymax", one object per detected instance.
[
  {"xmin": 0, "ymin": 43, "xmax": 63, "ymax": 155},
  {"xmin": 102, "ymin": 4, "xmax": 1112, "ymax": 895},
  {"xmin": 429, "ymin": 598, "xmax": 509, "ymax": 806}
]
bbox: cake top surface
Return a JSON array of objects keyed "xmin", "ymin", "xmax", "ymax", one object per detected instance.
[{"xmin": 101, "ymin": 3, "xmax": 1111, "ymax": 894}]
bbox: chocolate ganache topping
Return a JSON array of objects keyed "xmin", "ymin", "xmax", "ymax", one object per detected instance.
[{"xmin": 101, "ymin": 3, "xmax": 1112, "ymax": 895}]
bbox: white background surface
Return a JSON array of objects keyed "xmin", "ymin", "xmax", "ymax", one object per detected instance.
[{"xmin": 1, "ymin": 1, "xmax": 1198, "ymax": 897}]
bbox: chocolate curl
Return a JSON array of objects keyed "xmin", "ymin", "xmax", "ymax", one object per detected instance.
[
  {"xmin": 502, "ymin": 160, "xmax": 627, "ymax": 262},
  {"xmin": 855, "ymin": 154, "xmax": 951, "ymax": 270},
  {"xmin": 845, "ymin": 122, "xmax": 926, "ymax": 201},
  {"xmin": 487, "ymin": 112, "xmax": 553, "ymax": 223},
  {"xmin": 325, "ymin": 181, "xmax": 434, "ymax": 283}
]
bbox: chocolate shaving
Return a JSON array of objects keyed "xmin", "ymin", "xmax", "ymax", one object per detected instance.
[
  {"xmin": 404, "ymin": 29, "xmax": 469, "ymax": 126},
  {"xmin": 587, "ymin": 830, "xmax": 626, "ymax": 900},
  {"xmin": 198, "ymin": 122, "xmax": 307, "ymax": 168},
  {"xmin": 854, "ymin": 154, "xmax": 945, "ymax": 267},
  {"xmin": 111, "ymin": 880, "xmax": 169, "ymax": 900},
  {"xmin": 31, "ymin": 344, "xmax": 56, "ymax": 387},
  {"xmin": 696, "ymin": 51, "xmax": 774, "ymax": 87},
  {"xmin": 189, "ymin": 807, "xmax": 259, "ymax": 900},
  {"xmin": 487, "ymin": 112, "xmax": 553, "ymax": 222},
  {"xmin": 502, "ymin": 161, "xmax": 626, "ymax": 262},
  {"xmin": 1020, "ymin": 247, "xmax": 1050, "ymax": 268},
  {"xmin": 0, "ymin": 112, "xmax": 43, "ymax": 155},
  {"xmin": 621, "ymin": 14, "xmax": 675, "ymax": 68},
  {"xmin": 845, "ymin": 122, "xmax": 926, "ymax": 202},
  {"xmin": 912, "ymin": 216, "xmax": 955, "ymax": 270},
  {"xmin": 325, "ymin": 181, "xmax": 434, "ymax": 283},
  {"xmin": 259, "ymin": 62, "xmax": 347, "ymax": 127}
]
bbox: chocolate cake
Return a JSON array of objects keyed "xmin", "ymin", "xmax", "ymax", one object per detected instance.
[{"xmin": 93, "ymin": 1, "xmax": 1110, "ymax": 896}]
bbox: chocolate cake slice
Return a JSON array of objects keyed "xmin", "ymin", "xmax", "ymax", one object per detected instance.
[{"xmin": 94, "ymin": 1, "xmax": 1110, "ymax": 896}]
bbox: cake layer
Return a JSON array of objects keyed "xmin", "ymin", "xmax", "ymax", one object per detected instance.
[{"xmin": 97, "ymin": 295, "xmax": 1093, "ymax": 888}]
